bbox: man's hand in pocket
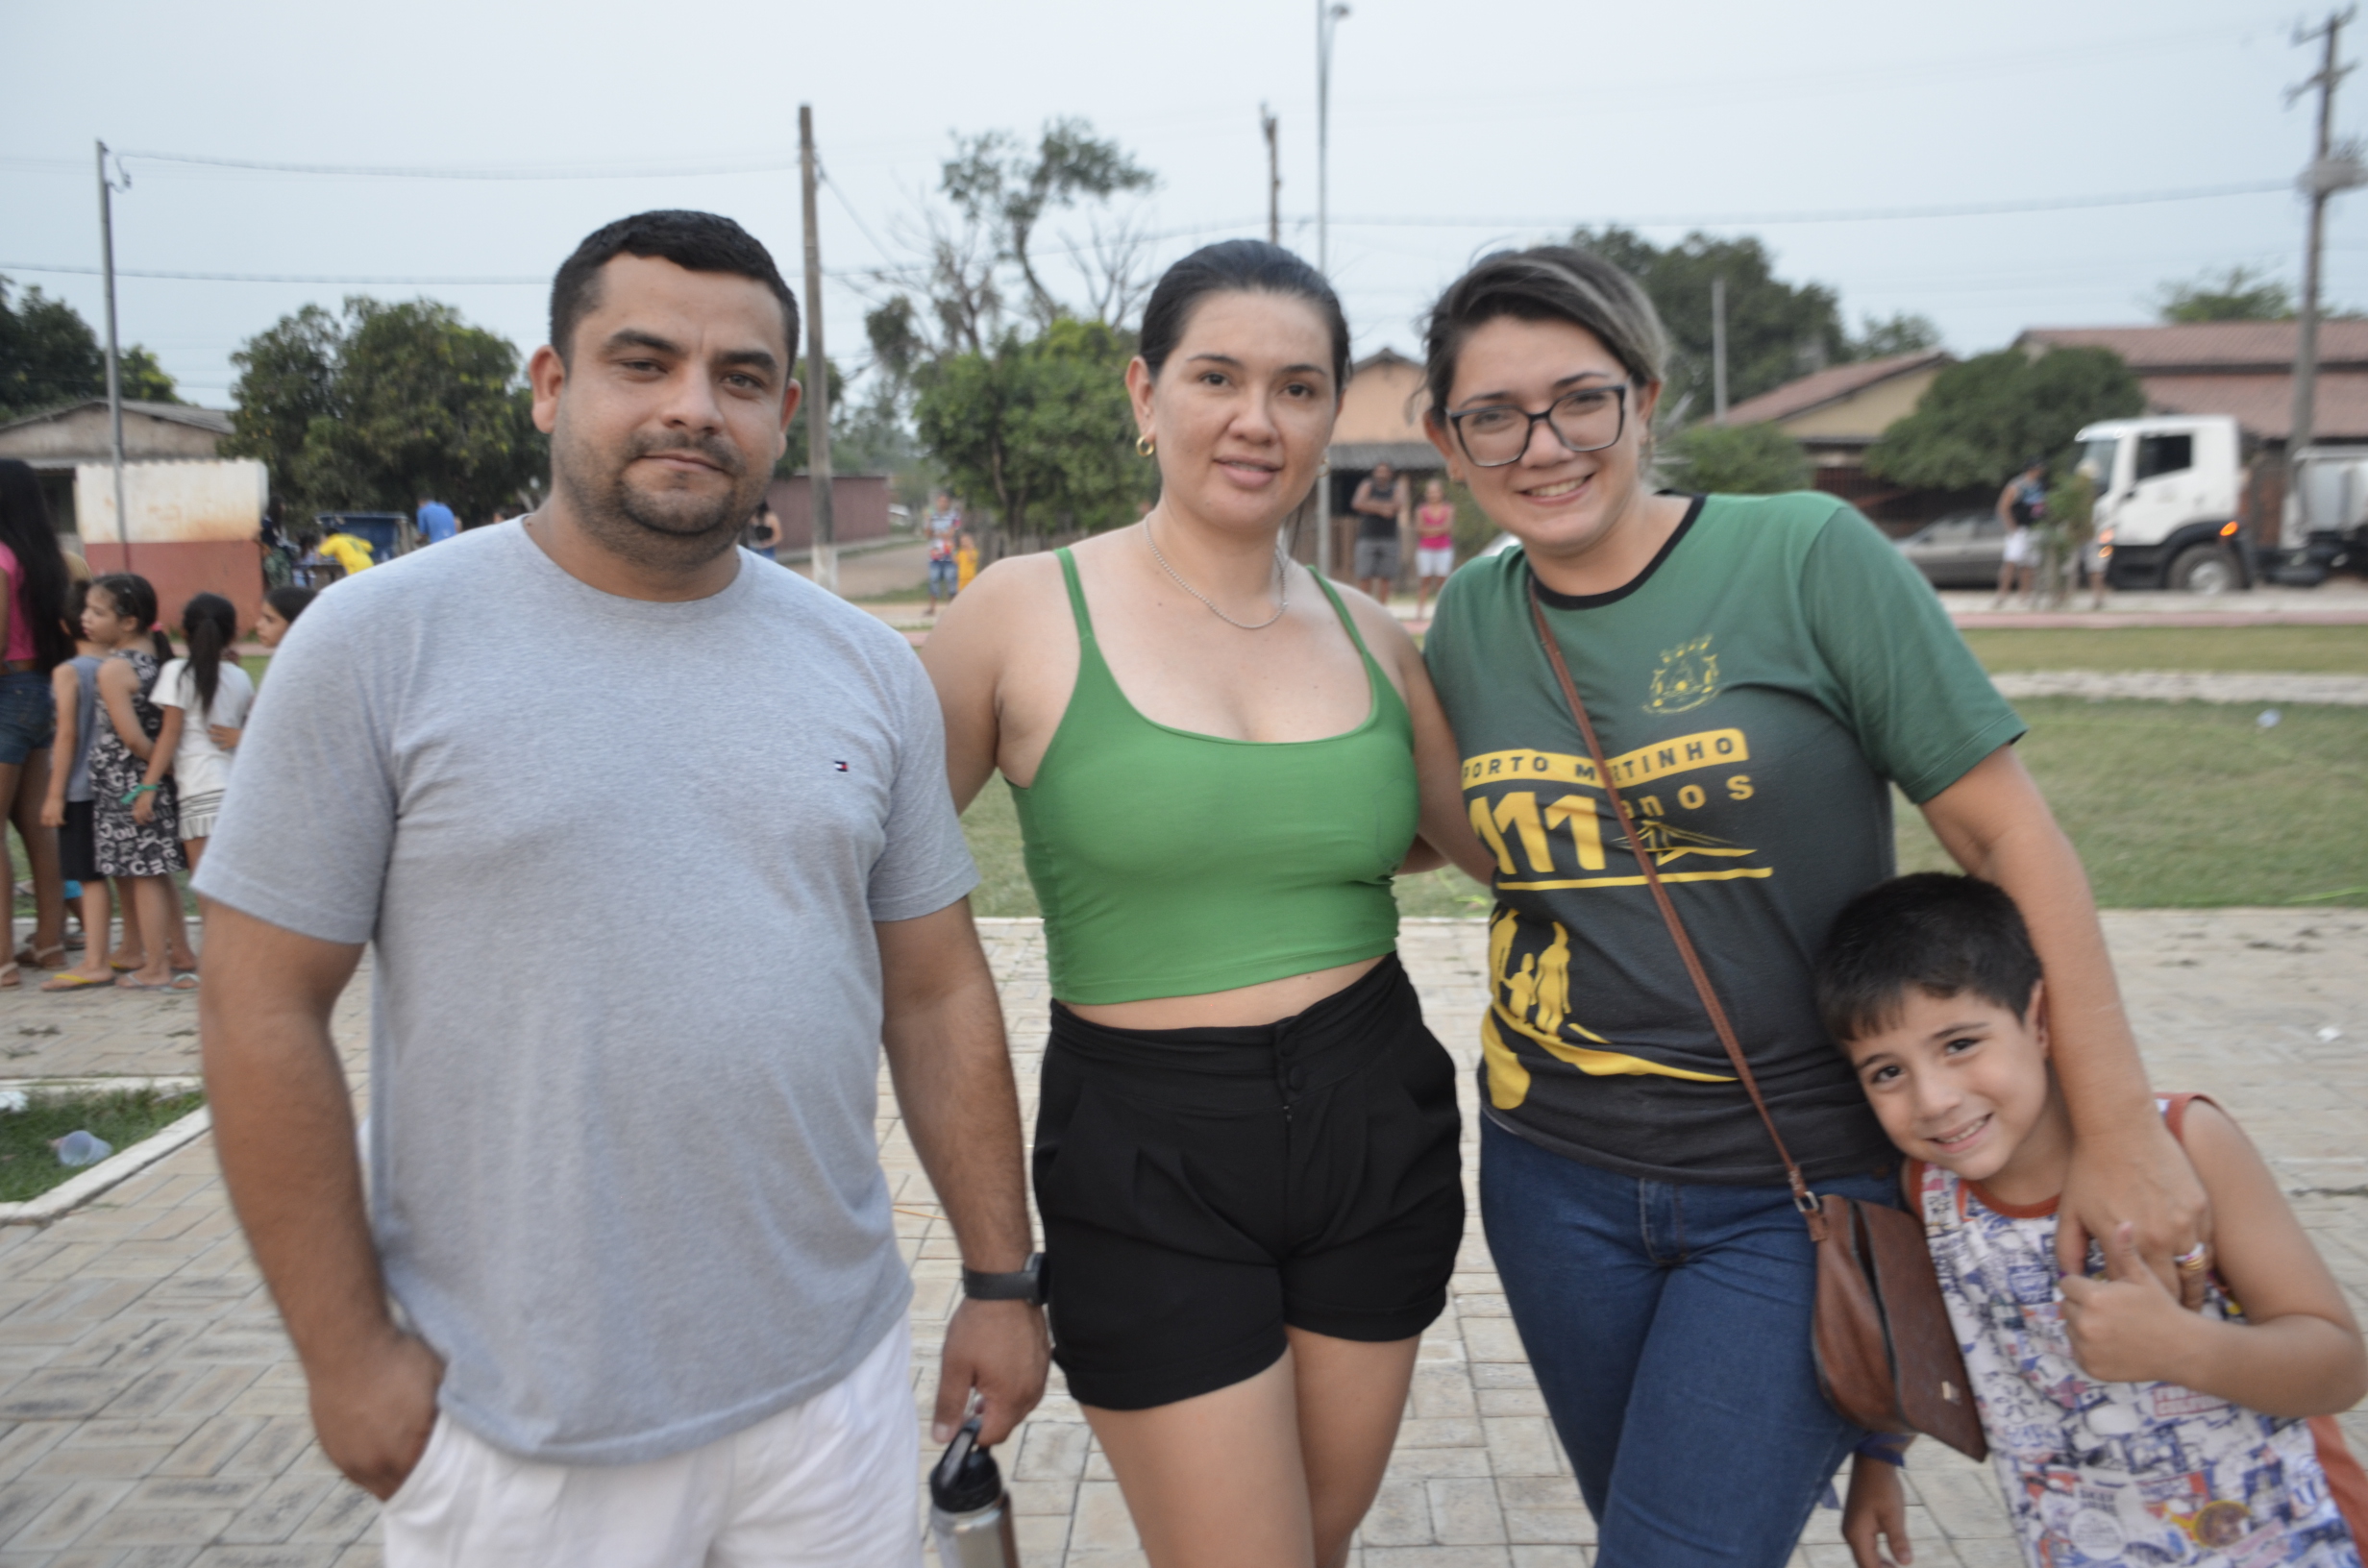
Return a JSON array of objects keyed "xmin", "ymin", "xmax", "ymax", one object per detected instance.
[{"xmin": 310, "ymin": 1327, "xmax": 445, "ymax": 1500}]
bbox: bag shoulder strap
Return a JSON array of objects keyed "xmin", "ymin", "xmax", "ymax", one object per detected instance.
[{"xmin": 1526, "ymin": 581, "xmax": 1818, "ymax": 1218}]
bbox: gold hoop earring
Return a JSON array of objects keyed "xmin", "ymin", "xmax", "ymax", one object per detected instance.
[{"xmin": 1136, "ymin": 433, "xmax": 1156, "ymax": 457}]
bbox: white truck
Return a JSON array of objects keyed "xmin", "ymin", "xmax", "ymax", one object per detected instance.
[{"xmin": 2077, "ymin": 413, "xmax": 2368, "ymax": 591}]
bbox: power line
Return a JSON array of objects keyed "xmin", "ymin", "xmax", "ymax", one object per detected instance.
[
  {"xmin": 0, "ymin": 181, "xmax": 2301, "ymax": 294},
  {"xmin": 0, "ymin": 260, "xmax": 888, "ymax": 285},
  {"xmin": 1327, "ymin": 182, "xmax": 2291, "ymax": 232},
  {"xmin": 113, "ymin": 149, "xmax": 808, "ymax": 181}
]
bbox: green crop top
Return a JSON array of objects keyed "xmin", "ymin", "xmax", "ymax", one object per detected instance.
[{"xmin": 1011, "ymin": 548, "xmax": 1419, "ymax": 1004}]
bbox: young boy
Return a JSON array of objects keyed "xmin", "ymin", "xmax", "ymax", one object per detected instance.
[{"xmin": 1816, "ymin": 873, "xmax": 2368, "ymax": 1568}]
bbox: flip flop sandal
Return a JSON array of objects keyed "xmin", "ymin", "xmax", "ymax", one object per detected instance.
[
  {"xmin": 113, "ymin": 976, "xmax": 182, "ymax": 992},
  {"xmin": 15, "ymin": 943, "xmax": 67, "ymax": 969},
  {"xmin": 39, "ymin": 971, "xmax": 117, "ymax": 992},
  {"xmin": 0, "ymin": 963, "xmax": 17, "ymax": 990}
]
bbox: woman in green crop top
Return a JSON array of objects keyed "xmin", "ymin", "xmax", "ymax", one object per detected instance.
[{"xmin": 923, "ymin": 241, "xmax": 1484, "ymax": 1568}]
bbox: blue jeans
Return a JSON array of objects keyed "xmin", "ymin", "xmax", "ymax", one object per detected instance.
[
  {"xmin": 0, "ymin": 670, "xmax": 56, "ymax": 766},
  {"xmin": 1481, "ymin": 1115, "xmax": 1898, "ymax": 1568}
]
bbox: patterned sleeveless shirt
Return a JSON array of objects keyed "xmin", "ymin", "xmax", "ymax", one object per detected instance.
[{"xmin": 1920, "ymin": 1095, "xmax": 2363, "ymax": 1568}]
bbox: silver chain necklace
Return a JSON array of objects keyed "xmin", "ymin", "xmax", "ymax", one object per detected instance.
[{"xmin": 1143, "ymin": 517, "xmax": 1291, "ymax": 630}]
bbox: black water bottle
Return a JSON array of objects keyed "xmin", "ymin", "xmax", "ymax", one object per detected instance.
[{"xmin": 928, "ymin": 1415, "xmax": 1020, "ymax": 1567}]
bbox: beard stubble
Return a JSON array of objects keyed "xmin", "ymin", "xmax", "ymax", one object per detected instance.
[{"xmin": 552, "ymin": 414, "xmax": 770, "ymax": 573}]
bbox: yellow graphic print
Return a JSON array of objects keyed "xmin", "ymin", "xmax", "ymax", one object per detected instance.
[
  {"xmin": 1645, "ymin": 635, "xmax": 1719, "ymax": 715},
  {"xmin": 1626, "ymin": 817, "xmax": 1756, "ymax": 868},
  {"xmin": 1480, "ymin": 910, "xmax": 1732, "ymax": 1109},
  {"xmin": 1463, "ymin": 729, "xmax": 1772, "ymax": 893},
  {"xmin": 1462, "ymin": 727, "xmax": 1748, "ymax": 792}
]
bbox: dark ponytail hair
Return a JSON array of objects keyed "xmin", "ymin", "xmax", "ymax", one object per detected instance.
[
  {"xmin": 1139, "ymin": 239, "xmax": 1352, "ymax": 395},
  {"xmin": 179, "ymin": 593, "xmax": 236, "ymax": 715},
  {"xmin": 61, "ymin": 578, "xmax": 91, "ymax": 645},
  {"xmin": 0, "ymin": 458, "xmax": 74, "ymax": 674},
  {"xmin": 263, "ymin": 583, "xmax": 317, "ymax": 625},
  {"xmin": 89, "ymin": 573, "xmax": 171, "ymax": 662}
]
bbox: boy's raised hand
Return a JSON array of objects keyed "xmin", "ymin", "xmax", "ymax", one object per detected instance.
[
  {"xmin": 1842, "ymin": 1455, "xmax": 1913, "ymax": 1568},
  {"xmin": 2060, "ymin": 1221, "xmax": 2198, "ymax": 1384}
]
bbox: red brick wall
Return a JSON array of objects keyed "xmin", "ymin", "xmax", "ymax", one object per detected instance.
[
  {"xmin": 763, "ymin": 476, "xmax": 892, "ymax": 551},
  {"xmin": 84, "ymin": 541, "xmax": 263, "ymax": 634}
]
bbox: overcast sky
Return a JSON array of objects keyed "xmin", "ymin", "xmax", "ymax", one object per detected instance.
[{"xmin": 7, "ymin": 0, "xmax": 2356, "ymax": 409}]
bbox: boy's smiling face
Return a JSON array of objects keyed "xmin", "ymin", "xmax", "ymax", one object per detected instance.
[{"xmin": 1843, "ymin": 983, "xmax": 2068, "ymax": 1194}]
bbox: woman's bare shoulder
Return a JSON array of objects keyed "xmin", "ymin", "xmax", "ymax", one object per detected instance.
[
  {"xmin": 923, "ymin": 550, "xmax": 1076, "ymax": 662},
  {"xmin": 1326, "ymin": 574, "xmax": 1419, "ymax": 663}
]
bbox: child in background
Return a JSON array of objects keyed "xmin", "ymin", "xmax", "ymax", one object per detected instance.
[
  {"xmin": 206, "ymin": 583, "xmax": 310, "ymax": 755},
  {"xmin": 82, "ymin": 574, "xmax": 191, "ymax": 991},
  {"xmin": 1817, "ymin": 873, "xmax": 2367, "ymax": 1568},
  {"xmin": 37, "ymin": 581, "xmax": 134, "ymax": 992},
  {"xmin": 143, "ymin": 593, "xmax": 254, "ymax": 881},
  {"xmin": 954, "ymin": 529, "xmax": 979, "ymax": 595},
  {"xmin": 1414, "ymin": 477, "xmax": 1456, "ymax": 622}
]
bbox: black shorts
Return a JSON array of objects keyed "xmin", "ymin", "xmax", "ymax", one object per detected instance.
[
  {"xmin": 1033, "ymin": 953, "xmax": 1465, "ymax": 1410},
  {"xmin": 58, "ymin": 799, "xmax": 100, "ymax": 885}
]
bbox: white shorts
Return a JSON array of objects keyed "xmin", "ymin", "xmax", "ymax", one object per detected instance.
[
  {"xmin": 382, "ymin": 1318, "xmax": 921, "ymax": 1568},
  {"xmin": 2002, "ymin": 528, "xmax": 2035, "ymax": 566},
  {"xmin": 1416, "ymin": 544, "xmax": 1455, "ymax": 578}
]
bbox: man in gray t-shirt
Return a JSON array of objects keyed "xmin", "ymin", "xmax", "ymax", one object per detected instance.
[{"xmin": 197, "ymin": 211, "xmax": 1047, "ymax": 1563}]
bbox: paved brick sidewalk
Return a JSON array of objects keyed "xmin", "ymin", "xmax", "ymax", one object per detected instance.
[{"xmin": 3, "ymin": 909, "xmax": 2363, "ymax": 1565}]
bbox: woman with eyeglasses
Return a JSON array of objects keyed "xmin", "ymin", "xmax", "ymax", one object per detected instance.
[
  {"xmin": 922, "ymin": 239, "xmax": 1483, "ymax": 1568},
  {"xmin": 1414, "ymin": 247, "xmax": 2211, "ymax": 1566}
]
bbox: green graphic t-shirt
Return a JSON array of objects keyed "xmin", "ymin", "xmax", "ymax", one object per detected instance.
[{"xmin": 1424, "ymin": 492, "xmax": 2025, "ymax": 1184}]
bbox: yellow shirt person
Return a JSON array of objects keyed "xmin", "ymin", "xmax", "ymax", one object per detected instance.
[{"xmin": 317, "ymin": 531, "xmax": 376, "ymax": 576}]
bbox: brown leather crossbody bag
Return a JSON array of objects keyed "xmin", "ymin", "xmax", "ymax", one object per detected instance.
[{"xmin": 1526, "ymin": 585, "xmax": 1988, "ymax": 1460}]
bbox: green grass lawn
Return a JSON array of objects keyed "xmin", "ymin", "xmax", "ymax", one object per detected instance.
[
  {"xmin": 1891, "ymin": 698, "xmax": 2366, "ymax": 907},
  {"xmin": 961, "ymin": 696, "xmax": 2367, "ymax": 917},
  {"xmin": 1959, "ymin": 624, "xmax": 2368, "ymax": 674},
  {"xmin": 0, "ymin": 1086, "xmax": 203, "ymax": 1203}
]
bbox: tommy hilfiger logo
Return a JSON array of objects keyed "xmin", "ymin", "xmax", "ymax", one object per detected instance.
[{"xmin": 833, "ymin": 761, "xmax": 850, "ymax": 772}]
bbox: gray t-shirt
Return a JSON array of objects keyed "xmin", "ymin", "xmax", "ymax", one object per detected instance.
[{"xmin": 194, "ymin": 522, "xmax": 978, "ymax": 1465}]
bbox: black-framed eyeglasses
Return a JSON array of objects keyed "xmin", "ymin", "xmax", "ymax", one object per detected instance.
[{"xmin": 1446, "ymin": 383, "xmax": 1629, "ymax": 468}]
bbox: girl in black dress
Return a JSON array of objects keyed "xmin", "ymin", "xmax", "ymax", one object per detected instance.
[{"xmin": 85, "ymin": 574, "xmax": 188, "ymax": 990}]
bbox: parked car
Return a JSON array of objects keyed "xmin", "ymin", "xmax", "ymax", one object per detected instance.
[{"xmin": 1894, "ymin": 511, "xmax": 2007, "ymax": 589}]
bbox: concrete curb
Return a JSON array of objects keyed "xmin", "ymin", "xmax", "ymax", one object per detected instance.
[{"xmin": 0, "ymin": 1080, "xmax": 210, "ymax": 1226}]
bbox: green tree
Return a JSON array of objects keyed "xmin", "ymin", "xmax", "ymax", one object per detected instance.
[
  {"xmin": 1662, "ymin": 422, "xmax": 1813, "ymax": 494},
  {"xmin": 115, "ymin": 347, "xmax": 180, "ymax": 403},
  {"xmin": 869, "ymin": 121, "xmax": 1159, "ymax": 533},
  {"xmin": 222, "ymin": 297, "xmax": 541, "ymax": 521},
  {"xmin": 914, "ymin": 316, "xmax": 1146, "ymax": 540},
  {"xmin": 2157, "ymin": 265, "xmax": 2292, "ymax": 323},
  {"xmin": 777, "ymin": 355, "xmax": 849, "ymax": 476},
  {"xmin": 1864, "ymin": 347, "xmax": 2144, "ymax": 492},
  {"xmin": 1571, "ymin": 228, "xmax": 1848, "ymax": 417},
  {"xmin": 0, "ymin": 276, "xmax": 178, "ymax": 416},
  {"xmin": 220, "ymin": 305, "xmax": 340, "ymax": 503},
  {"xmin": 1849, "ymin": 312, "xmax": 1943, "ymax": 359},
  {"xmin": 941, "ymin": 118, "xmax": 1156, "ymax": 325}
]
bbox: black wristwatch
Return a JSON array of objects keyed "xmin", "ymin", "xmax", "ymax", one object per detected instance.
[{"xmin": 961, "ymin": 1253, "xmax": 1047, "ymax": 1307}]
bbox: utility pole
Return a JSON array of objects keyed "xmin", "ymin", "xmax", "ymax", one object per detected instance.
[
  {"xmin": 1711, "ymin": 275, "xmax": 1730, "ymax": 424},
  {"xmin": 95, "ymin": 140, "xmax": 128, "ymax": 557},
  {"xmin": 1316, "ymin": 2, "xmax": 1349, "ymax": 578},
  {"xmin": 1262, "ymin": 104, "xmax": 1281, "ymax": 246},
  {"xmin": 799, "ymin": 105, "xmax": 836, "ymax": 594},
  {"xmin": 2288, "ymin": 9, "xmax": 2363, "ymax": 513}
]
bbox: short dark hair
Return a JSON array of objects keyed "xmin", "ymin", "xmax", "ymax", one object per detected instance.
[
  {"xmin": 1421, "ymin": 245, "xmax": 1667, "ymax": 420},
  {"xmin": 1814, "ymin": 873, "xmax": 2043, "ymax": 1044},
  {"xmin": 1139, "ymin": 239, "xmax": 1350, "ymax": 394},
  {"xmin": 264, "ymin": 583, "xmax": 317, "ymax": 624},
  {"xmin": 549, "ymin": 210, "xmax": 801, "ymax": 364}
]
